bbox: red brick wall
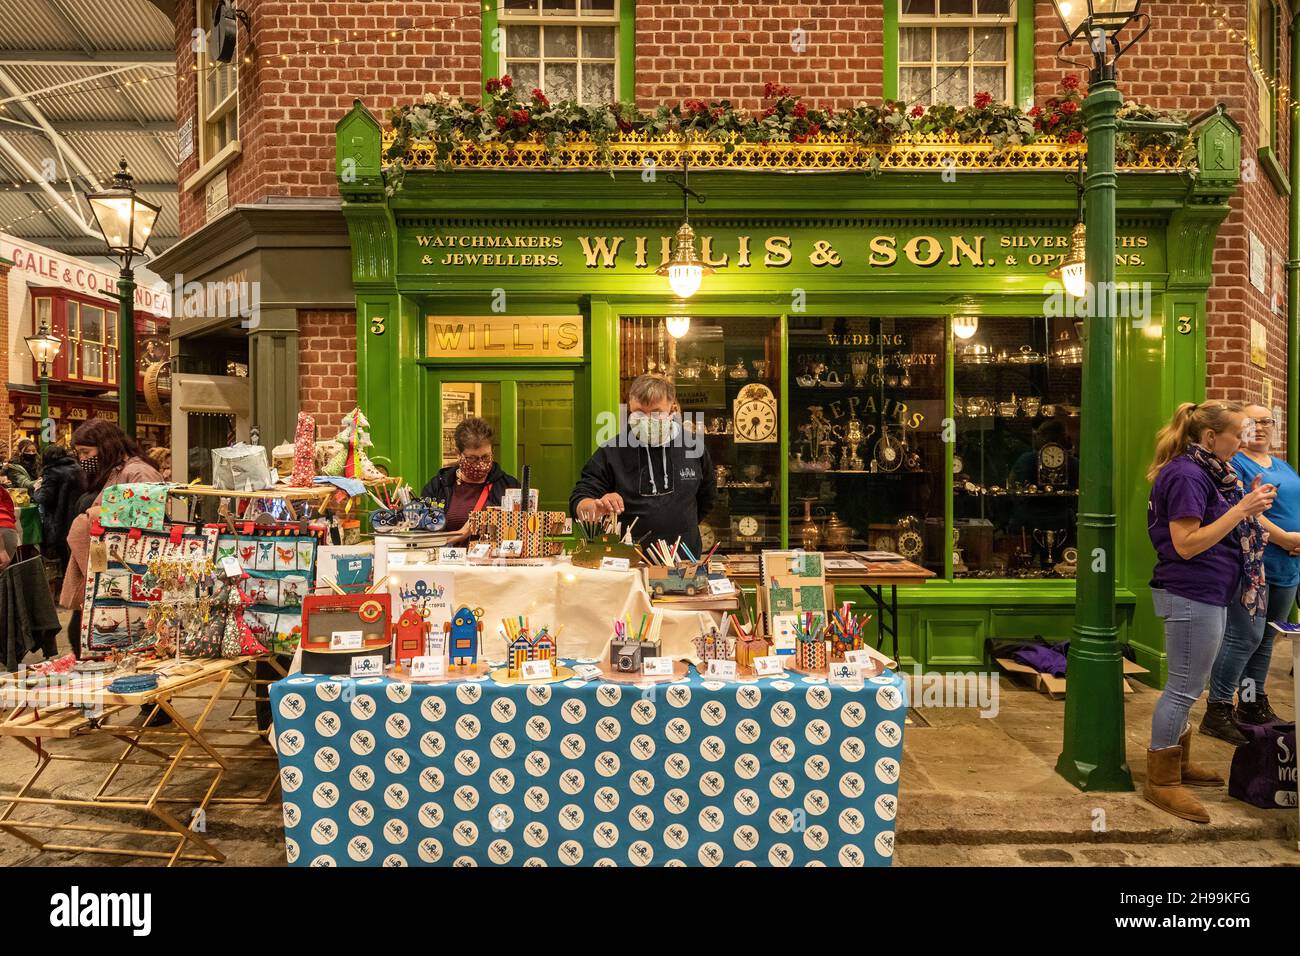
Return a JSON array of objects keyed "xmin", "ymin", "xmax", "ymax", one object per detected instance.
[
  {"xmin": 298, "ymin": 309, "xmax": 357, "ymax": 422},
  {"xmin": 634, "ymin": 1, "xmax": 884, "ymax": 107},
  {"xmin": 1036, "ymin": 2, "xmax": 1293, "ymax": 444},
  {"xmin": 176, "ymin": 1, "xmax": 481, "ymax": 235},
  {"xmin": 171, "ymin": 1, "xmax": 1294, "ymax": 450}
]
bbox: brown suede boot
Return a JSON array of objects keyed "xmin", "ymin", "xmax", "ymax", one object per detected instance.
[
  {"xmin": 1178, "ymin": 729, "xmax": 1224, "ymax": 787},
  {"xmin": 1142, "ymin": 745, "xmax": 1210, "ymax": 823}
]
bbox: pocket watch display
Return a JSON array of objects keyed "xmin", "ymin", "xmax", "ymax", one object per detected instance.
[
  {"xmin": 872, "ymin": 429, "xmax": 903, "ymax": 472},
  {"xmin": 731, "ymin": 515, "xmax": 765, "ymax": 543},
  {"xmin": 895, "ymin": 515, "xmax": 923, "ymax": 561}
]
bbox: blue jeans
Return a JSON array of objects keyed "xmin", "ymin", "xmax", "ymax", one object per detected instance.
[
  {"xmin": 1150, "ymin": 588, "xmax": 1226, "ymax": 750},
  {"xmin": 1208, "ymin": 582, "xmax": 1298, "ymax": 705}
]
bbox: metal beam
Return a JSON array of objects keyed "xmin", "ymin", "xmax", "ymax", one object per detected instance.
[
  {"xmin": 12, "ymin": 235, "xmax": 178, "ymax": 254},
  {"xmin": 0, "ymin": 67, "xmax": 103, "ymax": 190},
  {"xmin": 0, "ymin": 120, "xmax": 174, "ymax": 135},
  {"xmin": 1, "ymin": 180, "xmax": 177, "ymax": 194},
  {"xmin": 0, "ymin": 131, "xmax": 99, "ymax": 238},
  {"xmin": 0, "ymin": 51, "xmax": 172, "ymax": 65}
]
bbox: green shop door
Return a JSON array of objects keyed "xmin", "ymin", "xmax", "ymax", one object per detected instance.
[{"xmin": 426, "ymin": 368, "xmax": 588, "ymax": 515}]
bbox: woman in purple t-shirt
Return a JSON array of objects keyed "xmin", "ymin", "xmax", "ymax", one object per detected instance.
[{"xmin": 1143, "ymin": 401, "xmax": 1274, "ymax": 824}]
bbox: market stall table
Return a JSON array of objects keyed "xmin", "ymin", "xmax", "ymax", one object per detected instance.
[
  {"xmin": 723, "ymin": 555, "xmax": 935, "ymax": 664},
  {"xmin": 0, "ymin": 655, "xmax": 282, "ymax": 866},
  {"xmin": 381, "ymin": 560, "xmax": 720, "ymax": 659},
  {"xmin": 269, "ymin": 663, "xmax": 906, "ymax": 867}
]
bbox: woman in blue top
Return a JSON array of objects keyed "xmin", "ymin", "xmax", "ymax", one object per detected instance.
[{"xmin": 1204, "ymin": 403, "xmax": 1300, "ymax": 739}]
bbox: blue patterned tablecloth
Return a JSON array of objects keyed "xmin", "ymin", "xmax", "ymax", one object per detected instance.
[{"xmin": 269, "ymin": 662, "xmax": 906, "ymax": 867}]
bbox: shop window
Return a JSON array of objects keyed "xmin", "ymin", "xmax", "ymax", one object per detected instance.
[
  {"xmin": 788, "ymin": 317, "xmax": 947, "ymax": 570},
  {"xmin": 495, "ymin": 0, "xmax": 622, "ymax": 103},
  {"xmin": 196, "ymin": 0, "xmax": 239, "ymax": 164},
  {"xmin": 952, "ymin": 315, "xmax": 1082, "ymax": 578},
  {"xmin": 64, "ymin": 299, "xmax": 119, "ymax": 386},
  {"xmin": 1249, "ymin": 0, "xmax": 1287, "ymax": 191},
  {"xmin": 619, "ymin": 315, "xmax": 782, "ymax": 553},
  {"xmin": 891, "ymin": 0, "xmax": 1026, "ymax": 107}
]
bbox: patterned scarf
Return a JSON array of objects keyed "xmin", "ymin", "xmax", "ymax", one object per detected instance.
[{"xmin": 1184, "ymin": 444, "xmax": 1267, "ymax": 616}]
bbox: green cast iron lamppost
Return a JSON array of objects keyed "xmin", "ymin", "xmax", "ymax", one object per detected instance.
[
  {"xmin": 87, "ymin": 158, "xmax": 160, "ymax": 440},
  {"xmin": 1049, "ymin": 0, "xmax": 1149, "ymax": 791}
]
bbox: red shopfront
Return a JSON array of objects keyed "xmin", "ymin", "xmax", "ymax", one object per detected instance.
[{"xmin": 11, "ymin": 287, "xmax": 171, "ymax": 449}]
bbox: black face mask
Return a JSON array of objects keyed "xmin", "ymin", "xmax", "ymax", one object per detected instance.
[
  {"xmin": 19, "ymin": 454, "xmax": 36, "ymax": 470},
  {"xmin": 79, "ymin": 456, "xmax": 99, "ymax": 478}
]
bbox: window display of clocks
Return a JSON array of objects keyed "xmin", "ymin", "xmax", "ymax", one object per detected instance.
[
  {"xmin": 787, "ymin": 316, "xmax": 946, "ymax": 571},
  {"xmin": 953, "ymin": 315, "xmax": 1082, "ymax": 579}
]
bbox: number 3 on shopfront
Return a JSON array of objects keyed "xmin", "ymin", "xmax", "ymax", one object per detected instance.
[
  {"xmin": 370, "ymin": 315, "xmax": 386, "ymax": 336},
  {"xmin": 1176, "ymin": 314, "xmax": 1193, "ymax": 335}
]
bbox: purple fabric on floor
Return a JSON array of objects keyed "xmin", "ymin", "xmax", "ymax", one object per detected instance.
[{"xmin": 1009, "ymin": 642, "xmax": 1069, "ymax": 677}]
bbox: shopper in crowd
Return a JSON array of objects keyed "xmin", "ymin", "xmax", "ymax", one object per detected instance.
[
  {"xmin": 146, "ymin": 445, "xmax": 172, "ymax": 482},
  {"xmin": 32, "ymin": 444, "xmax": 83, "ymax": 570},
  {"xmin": 0, "ymin": 438, "xmax": 40, "ymax": 491},
  {"xmin": 60, "ymin": 419, "xmax": 162, "ymax": 657},
  {"xmin": 0, "ymin": 484, "xmax": 17, "ymax": 569},
  {"xmin": 420, "ymin": 417, "xmax": 519, "ymax": 540},
  {"xmin": 571, "ymin": 373, "xmax": 716, "ymax": 557},
  {"xmin": 1204, "ymin": 403, "xmax": 1300, "ymax": 737},
  {"xmin": 1143, "ymin": 401, "xmax": 1275, "ymax": 822}
]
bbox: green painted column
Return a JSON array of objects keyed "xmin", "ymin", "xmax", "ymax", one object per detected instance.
[
  {"xmin": 1057, "ymin": 77, "xmax": 1134, "ymax": 792},
  {"xmin": 117, "ymin": 269, "xmax": 136, "ymax": 438}
]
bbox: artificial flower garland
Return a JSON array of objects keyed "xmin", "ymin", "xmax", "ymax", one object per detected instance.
[{"xmin": 384, "ymin": 75, "xmax": 1192, "ymax": 191}]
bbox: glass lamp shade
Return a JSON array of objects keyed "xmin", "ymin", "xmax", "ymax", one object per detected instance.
[
  {"xmin": 952, "ymin": 315, "xmax": 979, "ymax": 340},
  {"xmin": 24, "ymin": 330, "xmax": 62, "ymax": 366},
  {"xmin": 656, "ymin": 221, "xmax": 713, "ymax": 299},
  {"xmin": 87, "ymin": 159, "xmax": 161, "ymax": 259},
  {"xmin": 665, "ymin": 315, "xmax": 691, "ymax": 338},
  {"xmin": 1050, "ymin": 0, "xmax": 1142, "ymax": 42},
  {"xmin": 1049, "ymin": 221, "xmax": 1088, "ymax": 298}
]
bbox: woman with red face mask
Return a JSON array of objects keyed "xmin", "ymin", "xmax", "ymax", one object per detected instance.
[{"xmin": 420, "ymin": 417, "xmax": 519, "ymax": 542}]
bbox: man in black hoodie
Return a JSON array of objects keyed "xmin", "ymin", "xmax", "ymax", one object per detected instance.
[{"xmin": 570, "ymin": 374, "xmax": 715, "ymax": 557}]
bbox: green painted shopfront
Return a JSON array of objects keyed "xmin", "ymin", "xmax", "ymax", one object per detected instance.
[{"xmin": 335, "ymin": 100, "xmax": 1242, "ymax": 682}]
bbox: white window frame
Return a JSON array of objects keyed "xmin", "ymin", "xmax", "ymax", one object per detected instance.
[
  {"xmin": 194, "ymin": 0, "xmax": 240, "ymax": 169},
  {"xmin": 898, "ymin": 0, "xmax": 1015, "ymax": 107},
  {"xmin": 498, "ymin": 0, "xmax": 621, "ymax": 104}
]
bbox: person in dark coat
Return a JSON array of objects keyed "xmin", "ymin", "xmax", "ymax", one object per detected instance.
[
  {"xmin": 0, "ymin": 438, "xmax": 39, "ymax": 491},
  {"xmin": 420, "ymin": 417, "xmax": 519, "ymax": 541},
  {"xmin": 32, "ymin": 444, "xmax": 83, "ymax": 568}
]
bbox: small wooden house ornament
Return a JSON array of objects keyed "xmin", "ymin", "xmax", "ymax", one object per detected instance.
[{"xmin": 504, "ymin": 622, "xmax": 558, "ymax": 678}]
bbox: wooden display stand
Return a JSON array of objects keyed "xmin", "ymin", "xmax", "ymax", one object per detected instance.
[{"xmin": 0, "ymin": 655, "xmax": 283, "ymax": 866}]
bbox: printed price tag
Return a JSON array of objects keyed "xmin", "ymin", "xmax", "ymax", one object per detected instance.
[
  {"xmin": 641, "ymin": 657, "xmax": 674, "ymax": 676},
  {"xmin": 438, "ymin": 547, "xmax": 467, "ymax": 564},
  {"xmin": 349, "ymin": 655, "xmax": 384, "ymax": 678},
  {"xmin": 828, "ymin": 661, "xmax": 864, "ymax": 688},
  {"xmin": 600, "ymin": 556, "xmax": 631, "ymax": 571},
  {"xmin": 707, "ymin": 577, "xmax": 736, "ymax": 595},
  {"xmin": 705, "ymin": 659, "xmax": 738, "ymax": 680},
  {"xmin": 330, "ymin": 630, "xmax": 363, "ymax": 651},
  {"xmin": 520, "ymin": 659, "xmax": 553, "ymax": 681},
  {"xmin": 410, "ymin": 656, "xmax": 445, "ymax": 677},
  {"xmin": 467, "ymin": 543, "xmax": 491, "ymax": 560},
  {"xmin": 844, "ymin": 649, "xmax": 883, "ymax": 676},
  {"xmin": 573, "ymin": 663, "xmax": 603, "ymax": 682},
  {"xmin": 220, "ymin": 555, "xmax": 243, "ymax": 579},
  {"xmin": 752, "ymin": 656, "xmax": 785, "ymax": 676},
  {"xmin": 498, "ymin": 540, "xmax": 524, "ymax": 557}
]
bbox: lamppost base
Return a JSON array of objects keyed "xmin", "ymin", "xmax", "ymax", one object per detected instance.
[{"xmin": 1055, "ymin": 754, "xmax": 1136, "ymax": 793}]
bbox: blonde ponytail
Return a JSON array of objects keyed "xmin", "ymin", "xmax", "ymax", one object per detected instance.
[{"xmin": 1147, "ymin": 400, "xmax": 1245, "ymax": 481}]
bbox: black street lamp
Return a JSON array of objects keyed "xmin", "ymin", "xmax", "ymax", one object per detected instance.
[
  {"xmin": 87, "ymin": 158, "xmax": 160, "ymax": 439},
  {"xmin": 1048, "ymin": 0, "xmax": 1148, "ymax": 792},
  {"xmin": 23, "ymin": 323, "xmax": 62, "ymax": 450}
]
